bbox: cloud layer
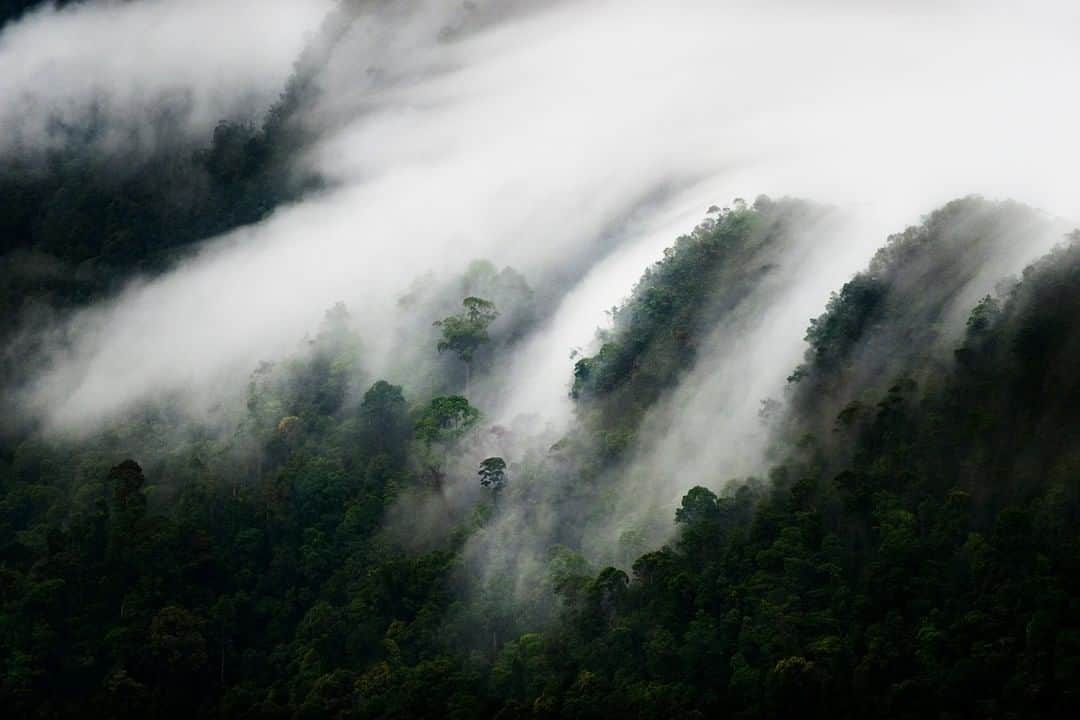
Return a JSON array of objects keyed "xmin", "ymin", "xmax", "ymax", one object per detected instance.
[
  {"xmin": 0, "ymin": 0, "xmax": 333, "ymax": 154},
  {"xmin": 10, "ymin": 0, "xmax": 1080, "ymax": 449}
]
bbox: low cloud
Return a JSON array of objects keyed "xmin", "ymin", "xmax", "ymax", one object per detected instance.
[
  {"xmin": 0, "ymin": 0, "xmax": 333, "ymax": 155},
  {"xmin": 9, "ymin": 0, "xmax": 1080, "ymax": 473}
]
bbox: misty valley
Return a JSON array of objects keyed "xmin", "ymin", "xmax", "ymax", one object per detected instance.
[{"xmin": 1, "ymin": 1, "xmax": 1079, "ymax": 719}]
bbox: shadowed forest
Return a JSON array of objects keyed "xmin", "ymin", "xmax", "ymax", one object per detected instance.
[{"xmin": 1, "ymin": 1, "xmax": 1078, "ymax": 718}]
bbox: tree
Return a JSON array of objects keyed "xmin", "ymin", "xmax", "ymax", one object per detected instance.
[
  {"xmin": 414, "ymin": 396, "xmax": 480, "ymax": 446},
  {"xmin": 106, "ymin": 459, "xmax": 149, "ymax": 614},
  {"xmin": 109, "ymin": 459, "xmax": 147, "ymax": 519},
  {"xmin": 478, "ymin": 456, "xmax": 507, "ymax": 501},
  {"xmin": 674, "ymin": 486, "xmax": 721, "ymax": 526},
  {"xmin": 434, "ymin": 296, "xmax": 498, "ymax": 392},
  {"xmin": 359, "ymin": 380, "xmax": 410, "ymax": 459},
  {"xmin": 414, "ymin": 396, "xmax": 480, "ymax": 493}
]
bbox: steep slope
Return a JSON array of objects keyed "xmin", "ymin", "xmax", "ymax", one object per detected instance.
[
  {"xmin": 449, "ymin": 216, "xmax": 1080, "ymax": 719},
  {"xmin": 569, "ymin": 196, "xmax": 835, "ymax": 462},
  {"xmin": 1, "ymin": 198, "xmax": 1077, "ymax": 718},
  {"xmin": 785, "ymin": 197, "xmax": 1059, "ymax": 445}
]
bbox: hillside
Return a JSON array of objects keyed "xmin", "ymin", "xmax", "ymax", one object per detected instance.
[
  {"xmin": 2, "ymin": 198, "xmax": 1077, "ymax": 718},
  {"xmin": 2, "ymin": 2, "xmax": 1078, "ymax": 717}
]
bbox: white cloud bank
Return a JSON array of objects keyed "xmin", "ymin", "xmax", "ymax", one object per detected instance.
[
  {"xmin": 9, "ymin": 0, "xmax": 1080, "ymax": 447},
  {"xmin": 0, "ymin": 0, "xmax": 333, "ymax": 153}
]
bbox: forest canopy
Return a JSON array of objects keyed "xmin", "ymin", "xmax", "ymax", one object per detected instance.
[
  {"xmin": 2, "ymin": 2, "xmax": 1078, "ymax": 718},
  {"xmin": 2, "ymin": 192, "xmax": 1078, "ymax": 718}
]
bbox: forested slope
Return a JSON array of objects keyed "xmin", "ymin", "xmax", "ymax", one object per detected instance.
[
  {"xmin": 464, "ymin": 221, "xmax": 1080, "ymax": 720},
  {"xmin": 1, "ymin": 198, "xmax": 1078, "ymax": 718},
  {"xmin": 570, "ymin": 197, "xmax": 830, "ymax": 461},
  {"xmin": 0, "ymin": 99, "xmax": 311, "ymax": 325}
]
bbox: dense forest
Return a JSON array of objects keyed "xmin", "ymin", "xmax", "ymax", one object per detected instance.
[
  {"xmin": 3, "ymin": 189, "xmax": 1078, "ymax": 717},
  {"xmin": 2, "ymin": 2, "xmax": 1079, "ymax": 719}
]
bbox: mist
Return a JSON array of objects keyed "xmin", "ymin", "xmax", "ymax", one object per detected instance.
[
  {"xmin": 6, "ymin": 0, "xmax": 1080, "ymax": 586},
  {"xmin": 11, "ymin": 0, "xmax": 1077, "ymax": 426},
  {"xmin": 0, "ymin": 0, "xmax": 332, "ymax": 155},
  {"xmin": 7, "ymin": 3, "xmax": 1080, "ymax": 712}
]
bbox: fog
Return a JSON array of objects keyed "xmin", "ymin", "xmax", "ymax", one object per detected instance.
[
  {"xmin": 6, "ymin": 0, "xmax": 1080, "ymax": 573},
  {"xmin": 0, "ymin": 0, "xmax": 332, "ymax": 155}
]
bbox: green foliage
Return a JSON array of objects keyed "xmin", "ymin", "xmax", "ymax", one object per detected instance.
[
  {"xmin": 569, "ymin": 197, "xmax": 830, "ymax": 460},
  {"xmin": 414, "ymin": 396, "xmax": 480, "ymax": 446},
  {"xmin": 2, "ymin": 201, "xmax": 1079, "ymax": 719},
  {"xmin": 786, "ymin": 197, "xmax": 1052, "ymax": 430},
  {"xmin": 0, "ymin": 299, "xmax": 467, "ymax": 718},
  {"xmin": 434, "ymin": 296, "xmax": 499, "ymax": 363},
  {"xmin": 477, "ymin": 457, "xmax": 507, "ymax": 498},
  {"xmin": 444, "ymin": 219, "xmax": 1080, "ymax": 720},
  {"xmin": 0, "ymin": 118, "xmax": 306, "ymax": 318},
  {"xmin": 0, "ymin": 62, "xmax": 318, "ymax": 400}
]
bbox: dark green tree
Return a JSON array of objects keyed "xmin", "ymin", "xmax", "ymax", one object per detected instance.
[
  {"xmin": 414, "ymin": 395, "xmax": 480, "ymax": 493},
  {"xmin": 478, "ymin": 456, "xmax": 507, "ymax": 502},
  {"xmin": 434, "ymin": 296, "xmax": 498, "ymax": 392}
]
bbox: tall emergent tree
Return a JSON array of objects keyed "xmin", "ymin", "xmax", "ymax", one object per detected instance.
[
  {"xmin": 414, "ymin": 395, "xmax": 481, "ymax": 493},
  {"xmin": 434, "ymin": 296, "xmax": 498, "ymax": 392},
  {"xmin": 478, "ymin": 456, "xmax": 507, "ymax": 503}
]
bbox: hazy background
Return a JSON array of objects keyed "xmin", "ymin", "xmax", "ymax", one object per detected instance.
[{"xmin": 0, "ymin": 0, "xmax": 333, "ymax": 154}]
